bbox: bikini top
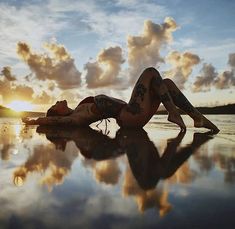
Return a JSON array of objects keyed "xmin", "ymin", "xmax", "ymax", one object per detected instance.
[{"xmin": 93, "ymin": 94, "xmax": 127, "ymax": 118}]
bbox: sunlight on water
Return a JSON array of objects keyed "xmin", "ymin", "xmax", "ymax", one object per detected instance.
[{"xmin": 0, "ymin": 115, "xmax": 235, "ymax": 228}]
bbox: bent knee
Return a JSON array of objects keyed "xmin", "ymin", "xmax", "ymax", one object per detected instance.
[
  {"xmin": 142, "ymin": 67, "xmax": 161, "ymax": 76},
  {"xmin": 163, "ymin": 78, "xmax": 175, "ymax": 87}
]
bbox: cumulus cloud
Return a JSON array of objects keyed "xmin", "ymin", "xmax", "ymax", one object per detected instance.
[
  {"xmin": 215, "ymin": 71, "xmax": 235, "ymax": 89},
  {"xmin": 0, "ymin": 77, "xmax": 34, "ymax": 103},
  {"xmin": 192, "ymin": 63, "xmax": 217, "ymax": 92},
  {"xmin": 215, "ymin": 53, "xmax": 235, "ymax": 89},
  {"xmin": 59, "ymin": 91, "xmax": 81, "ymax": 105},
  {"xmin": 13, "ymin": 143, "xmax": 78, "ymax": 190},
  {"xmin": 122, "ymin": 167, "xmax": 171, "ymax": 216},
  {"xmin": 166, "ymin": 51, "xmax": 200, "ymax": 89},
  {"xmin": 228, "ymin": 53, "xmax": 235, "ymax": 68},
  {"xmin": 33, "ymin": 91, "xmax": 54, "ymax": 104},
  {"xmin": 127, "ymin": 18, "xmax": 178, "ymax": 84},
  {"xmin": 17, "ymin": 42, "xmax": 82, "ymax": 90},
  {"xmin": 1, "ymin": 66, "xmax": 16, "ymax": 81},
  {"xmin": 193, "ymin": 53, "xmax": 235, "ymax": 92},
  {"xmin": 84, "ymin": 46, "xmax": 124, "ymax": 88},
  {"xmin": 94, "ymin": 160, "xmax": 121, "ymax": 185}
]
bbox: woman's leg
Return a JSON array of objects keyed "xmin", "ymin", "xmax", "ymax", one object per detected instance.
[
  {"xmin": 163, "ymin": 79, "xmax": 219, "ymax": 132},
  {"xmin": 118, "ymin": 67, "xmax": 185, "ymax": 129}
]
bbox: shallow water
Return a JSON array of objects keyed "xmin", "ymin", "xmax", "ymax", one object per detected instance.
[{"xmin": 0, "ymin": 115, "xmax": 235, "ymax": 229}]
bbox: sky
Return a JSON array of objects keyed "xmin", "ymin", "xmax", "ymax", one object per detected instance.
[{"xmin": 0, "ymin": 0, "xmax": 235, "ymax": 111}]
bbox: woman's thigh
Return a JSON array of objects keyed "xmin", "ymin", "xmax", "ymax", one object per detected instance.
[{"xmin": 118, "ymin": 68, "xmax": 161, "ymax": 127}]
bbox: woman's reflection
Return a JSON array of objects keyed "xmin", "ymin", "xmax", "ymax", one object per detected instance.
[{"xmin": 117, "ymin": 128, "xmax": 212, "ymax": 190}]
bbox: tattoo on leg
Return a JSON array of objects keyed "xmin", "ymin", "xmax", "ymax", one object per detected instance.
[
  {"xmin": 152, "ymin": 75, "xmax": 162, "ymax": 87},
  {"xmin": 126, "ymin": 83, "xmax": 147, "ymax": 115},
  {"xmin": 160, "ymin": 93, "xmax": 171, "ymax": 102},
  {"xmin": 133, "ymin": 83, "xmax": 147, "ymax": 101},
  {"xmin": 170, "ymin": 90, "xmax": 195, "ymax": 113},
  {"xmin": 126, "ymin": 101, "xmax": 142, "ymax": 115}
]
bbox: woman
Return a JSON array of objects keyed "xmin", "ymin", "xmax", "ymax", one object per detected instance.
[{"xmin": 22, "ymin": 67, "xmax": 219, "ymax": 133}]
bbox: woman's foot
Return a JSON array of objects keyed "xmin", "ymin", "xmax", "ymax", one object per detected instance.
[
  {"xmin": 194, "ymin": 116, "xmax": 220, "ymax": 133},
  {"xmin": 168, "ymin": 112, "xmax": 186, "ymax": 131}
]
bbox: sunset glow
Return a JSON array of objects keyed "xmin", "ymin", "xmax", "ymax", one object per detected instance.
[{"xmin": 6, "ymin": 101, "xmax": 34, "ymax": 112}]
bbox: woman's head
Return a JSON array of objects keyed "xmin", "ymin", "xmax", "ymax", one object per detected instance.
[{"xmin": 46, "ymin": 100, "xmax": 72, "ymax": 117}]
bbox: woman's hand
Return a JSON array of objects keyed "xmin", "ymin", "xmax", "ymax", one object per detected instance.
[{"xmin": 21, "ymin": 117, "xmax": 37, "ymax": 125}]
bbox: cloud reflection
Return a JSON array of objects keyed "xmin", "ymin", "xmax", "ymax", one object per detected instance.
[
  {"xmin": 7, "ymin": 124, "xmax": 218, "ymax": 216},
  {"xmin": 120, "ymin": 129, "xmax": 211, "ymax": 216}
]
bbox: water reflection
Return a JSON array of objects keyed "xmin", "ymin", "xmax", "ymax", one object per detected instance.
[
  {"xmin": 11, "ymin": 125, "xmax": 214, "ymax": 216},
  {"xmin": 120, "ymin": 129, "xmax": 212, "ymax": 216},
  {"xmin": 1, "ymin": 117, "xmax": 235, "ymax": 227}
]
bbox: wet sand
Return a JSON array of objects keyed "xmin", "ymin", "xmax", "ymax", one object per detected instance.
[{"xmin": 0, "ymin": 115, "xmax": 235, "ymax": 228}]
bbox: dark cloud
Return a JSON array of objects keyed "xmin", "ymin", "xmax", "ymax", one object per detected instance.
[
  {"xmin": 1, "ymin": 66, "xmax": 16, "ymax": 81},
  {"xmin": 228, "ymin": 53, "xmax": 235, "ymax": 68},
  {"xmin": 193, "ymin": 53, "xmax": 235, "ymax": 92},
  {"xmin": 193, "ymin": 63, "xmax": 218, "ymax": 92}
]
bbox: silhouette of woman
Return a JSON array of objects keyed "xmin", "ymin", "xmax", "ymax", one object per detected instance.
[{"xmin": 22, "ymin": 67, "xmax": 219, "ymax": 133}]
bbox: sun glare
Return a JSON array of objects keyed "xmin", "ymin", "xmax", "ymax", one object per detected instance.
[{"xmin": 6, "ymin": 101, "xmax": 34, "ymax": 112}]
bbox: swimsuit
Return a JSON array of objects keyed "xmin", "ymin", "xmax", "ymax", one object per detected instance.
[
  {"xmin": 78, "ymin": 95, "xmax": 126, "ymax": 126},
  {"xmin": 94, "ymin": 94, "xmax": 127, "ymax": 118}
]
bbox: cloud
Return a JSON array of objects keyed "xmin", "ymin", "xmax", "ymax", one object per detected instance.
[
  {"xmin": 0, "ymin": 2, "xmax": 65, "ymax": 64},
  {"xmin": 192, "ymin": 63, "xmax": 217, "ymax": 92},
  {"xmin": 84, "ymin": 46, "xmax": 124, "ymax": 88},
  {"xmin": 215, "ymin": 71, "xmax": 235, "ymax": 90},
  {"xmin": 17, "ymin": 42, "xmax": 82, "ymax": 90},
  {"xmin": 0, "ymin": 77, "xmax": 34, "ymax": 103},
  {"xmin": 94, "ymin": 160, "xmax": 121, "ymax": 185},
  {"xmin": 13, "ymin": 143, "xmax": 78, "ymax": 190},
  {"xmin": 228, "ymin": 53, "xmax": 235, "ymax": 68},
  {"xmin": 122, "ymin": 167, "xmax": 171, "ymax": 216},
  {"xmin": 33, "ymin": 91, "xmax": 54, "ymax": 104},
  {"xmin": 48, "ymin": 0, "xmax": 167, "ymax": 42},
  {"xmin": 59, "ymin": 90, "xmax": 81, "ymax": 105},
  {"xmin": 193, "ymin": 53, "xmax": 235, "ymax": 92},
  {"xmin": 127, "ymin": 18, "xmax": 178, "ymax": 84},
  {"xmin": 0, "ymin": 66, "xmax": 16, "ymax": 81},
  {"xmin": 165, "ymin": 51, "xmax": 200, "ymax": 89}
]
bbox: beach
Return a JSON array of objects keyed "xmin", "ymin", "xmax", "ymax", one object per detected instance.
[{"xmin": 0, "ymin": 115, "xmax": 235, "ymax": 228}]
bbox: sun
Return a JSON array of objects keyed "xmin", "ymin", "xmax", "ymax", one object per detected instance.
[{"xmin": 6, "ymin": 100, "xmax": 34, "ymax": 112}]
